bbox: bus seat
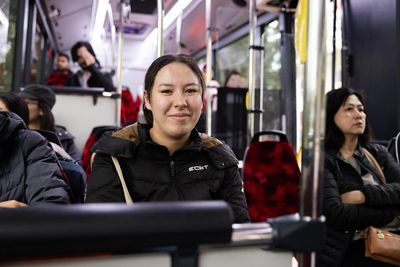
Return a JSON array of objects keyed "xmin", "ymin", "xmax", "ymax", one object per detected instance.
[
  {"xmin": 81, "ymin": 126, "xmax": 119, "ymax": 178},
  {"xmin": 243, "ymin": 131, "xmax": 300, "ymax": 222}
]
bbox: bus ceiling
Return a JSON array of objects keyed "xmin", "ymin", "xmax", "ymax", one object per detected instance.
[{"xmin": 42, "ymin": 0, "xmax": 298, "ymax": 57}]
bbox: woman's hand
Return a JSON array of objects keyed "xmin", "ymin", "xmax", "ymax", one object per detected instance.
[
  {"xmin": 341, "ymin": 190, "xmax": 365, "ymax": 204},
  {"xmin": 0, "ymin": 200, "xmax": 27, "ymax": 208}
]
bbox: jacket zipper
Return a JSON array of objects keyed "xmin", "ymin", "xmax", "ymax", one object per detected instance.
[
  {"xmin": 170, "ymin": 160, "xmax": 185, "ymax": 200},
  {"xmin": 170, "ymin": 160, "xmax": 175, "ymax": 177}
]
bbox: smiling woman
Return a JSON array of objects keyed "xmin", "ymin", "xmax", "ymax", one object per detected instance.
[
  {"xmin": 86, "ymin": 54, "xmax": 250, "ymax": 224},
  {"xmin": 143, "ymin": 58, "xmax": 204, "ymax": 155}
]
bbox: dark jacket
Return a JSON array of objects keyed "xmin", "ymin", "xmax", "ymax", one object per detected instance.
[
  {"xmin": 0, "ymin": 112, "xmax": 70, "ymax": 204},
  {"xmin": 66, "ymin": 64, "xmax": 114, "ymax": 92},
  {"xmin": 54, "ymin": 125, "xmax": 80, "ymax": 162},
  {"xmin": 86, "ymin": 123, "xmax": 250, "ymax": 223},
  {"xmin": 319, "ymin": 144, "xmax": 400, "ymax": 266}
]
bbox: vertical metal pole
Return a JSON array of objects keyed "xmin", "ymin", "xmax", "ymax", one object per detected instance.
[
  {"xmin": 176, "ymin": 10, "xmax": 183, "ymax": 54},
  {"xmin": 11, "ymin": 0, "xmax": 27, "ymax": 92},
  {"xmin": 116, "ymin": 1, "xmax": 125, "ymax": 127},
  {"xmin": 23, "ymin": 0, "xmax": 36, "ymax": 85},
  {"xmin": 298, "ymin": 2, "xmax": 326, "ymax": 266},
  {"xmin": 248, "ymin": 0, "xmax": 257, "ymax": 138},
  {"xmin": 301, "ymin": 0, "xmax": 326, "ymax": 219},
  {"xmin": 331, "ymin": 0, "xmax": 337, "ymax": 91},
  {"xmin": 205, "ymin": 0, "xmax": 213, "ymax": 136},
  {"xmin": 259, "ymin": 32, "xmax": 265, "ymax": 131},
  {"xmin": 157, "ymin": 0, "xmax": 164, "ymax": 57}
]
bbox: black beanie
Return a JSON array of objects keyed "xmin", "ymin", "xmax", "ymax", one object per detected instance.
[{"xmin": 19, "ymin": 84, "xmax": 56, "ymax": 109}]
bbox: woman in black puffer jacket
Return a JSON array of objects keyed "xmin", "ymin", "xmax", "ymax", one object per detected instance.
[
  {"xmin": 0, "ymin": 111, "xmax": 70, "ymax": 207},
  {"xmin": 86, "ymin": 55, "xmax": 250, "ymax": 223},
  {"xmin": 318, "ymin": 88, "xmax": 400, "ymax": 266}
]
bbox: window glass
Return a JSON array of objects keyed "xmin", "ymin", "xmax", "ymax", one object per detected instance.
[
  {"xmin": 0, "ymin": 0, "xmax": 14, "ymax": 92},
  {"xmin": 262, "ymin": 19, "xmax": 282, "ymax": 130},
  {"xmin": 216, "ymin": 35, "xmax": 249, "ymax": 87}
]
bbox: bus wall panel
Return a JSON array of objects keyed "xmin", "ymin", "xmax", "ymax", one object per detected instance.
[{"xmin": 343, "ymin": 0, "xmax": 400, "ymax": 141}]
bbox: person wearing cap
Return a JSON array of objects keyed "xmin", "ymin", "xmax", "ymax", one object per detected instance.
[
  {"xmin": 65, "ymin": 41, "xmax": 114, "ymax": 92},
  {"xmin": 0, "ymin": 111, "xmax": 70, "ymax": 207},
  {"xmin": 19, "ymin": 85, "xmax": 80, "ymax": 162}
]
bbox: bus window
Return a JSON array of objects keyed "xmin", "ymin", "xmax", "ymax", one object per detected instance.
[
  {"xmin": 30, "ymin": 23, "xmax": 44, "ymax": 84},
  {"xmin": 262, "ymin": 19, "xmax": 282, "ymax": 131},
  {"xmin": 216, "ymin": 34, "xmax": 249, "ymax": 87}
]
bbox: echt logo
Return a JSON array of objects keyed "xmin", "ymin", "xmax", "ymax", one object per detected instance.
[{"xmin": 188, "ymin": 165, "xmax": 208, "ymax": 172}]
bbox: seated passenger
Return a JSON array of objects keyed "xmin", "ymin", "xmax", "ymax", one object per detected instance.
[
  {"xmin": 0, "ymin": 111, "xmax": 70, "ymax": 207},
  {"xmin": 66, "ymin": 41, "xmax": 114, "ymax": 92},
  {"xmin": 224, "ymin": 70, "xmax": 243, "ymax": 88},
  {"xmin": 46, "ymin": 52, "xmax": 74, "ymax": 86},
  {"xmin": 0, "ymin": 92, "xmax": 30, "ymax": 125},
  {"xmin": 319, "ymin": 88, "xmax": 400, "ymax": 266},
  {"xmin": 19, "ymin": 85, "xmax": 80, "ymax": 162},
  {"xmin": 1, "ymin": 92, "xmax": 70, "ymax": 157},
  {"xmin": 86, "ymin": 54, "xmax": 250, "ymax": 223}
]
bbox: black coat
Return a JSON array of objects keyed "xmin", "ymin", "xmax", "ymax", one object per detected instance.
[
  {"xmin": 86, "ymin": 123, "xmax": 250, "ymax": 223},
  {"xmin": 54, "ymin": 125, "xmax": 80, "ymax": 162},
  {"xmin": 319, "ymin": 144, "xmax": 400, "ymax": 266},
  {"xmin": 0, "ymin": 112, "xmax": 70, "ymax": 204},
  {"xmin": 66, "ymin": 64, "xmax": 114, "ymax": 92}
]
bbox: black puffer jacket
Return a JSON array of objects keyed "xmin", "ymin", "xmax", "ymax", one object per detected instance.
[
  {"xmin": 54, "ymin": 125, "xmax": 80, "ymax": 162},
  {"xmin": 86, "ymin": 123, "xmax": 250, "ymax": 223},
  {"xmin": 319, "ymin": 144, "xmax": 400, "ymax": 266},
  {"xmin": 0, "ymin": 112, "xmax": 70, "ymax": 204},
  {"xmin": 66, "ymin": 64, "xmax": 114, "ymax": 92}
]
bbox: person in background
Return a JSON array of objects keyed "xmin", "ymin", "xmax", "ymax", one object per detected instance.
[
  {"xmin": 0, "ymin": 111, "xmax": 70, "ymax": 207},
  {"xmin": 19, "ymin": 85, "xmax": 80, "ymax": 162},
  {"xmin": 318, "ymin": 87, "xmax": 400, "ymax": 267},
  {"xmin": 196, "ymin": 63, "xmax": 220, "ymax": 132},
  {"xmin": 224, "ymin": 70, "xmax": 243, "ymax": 88},
  {"xmin": 86, "ymin": 54, "xmax": 250, "ymax": 223},
  {"xmin": 46, "ymin": 53, "xmax": 73, "ymax": 86},
  {"xmin": 66, "ymin": 41, "xmax": 114, "ymax": 92},
  {"xmin": 0, "ymin": 93, "xmax": 29, "ymax": 125}
]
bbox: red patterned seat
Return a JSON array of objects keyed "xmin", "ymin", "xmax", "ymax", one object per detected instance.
[
  {"xmin": 243, "ymin": 131, "xmax": 300, "ymax": 222},
  {"xmin": 81, "ymin": 126, "xmax": 119, "ymax": 178}
]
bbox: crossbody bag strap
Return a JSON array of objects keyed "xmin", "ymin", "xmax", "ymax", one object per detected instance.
[
  {"xmin": 362, "ymin": 148, "xmax": 387, "ymax": 184},
  {"xmin": 111, "ymin": 156, "xmax": 133, "ymax": 205}
]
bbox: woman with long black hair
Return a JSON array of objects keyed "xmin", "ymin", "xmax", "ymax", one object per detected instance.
[{"xmin": 319, "ymin": 88, "xmax": 400, "ymax": 266}]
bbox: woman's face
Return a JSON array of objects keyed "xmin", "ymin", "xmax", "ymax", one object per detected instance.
[
  {"xmin": 0, "ymin": 100, "xmax": 9, "ymax": 112},
  {"xmin": 334, "ymin": 94, "xmax": 366, "ymax": 137},
  {"xmin": 24, "ymin": 98, "xmax": 41, "ymax": 123},
  {"xmin": 56, "ymin": 55, "xmax": 70, "ymax": 70},
  {"xmin": 226, "ymin": 74, "xmax": 242, "ymax": 88},
  {"xmin": 145, "ymin": 62, "xmax": 203, "ymax": 143}
]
